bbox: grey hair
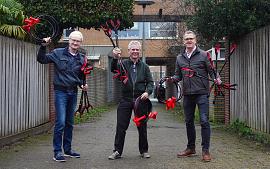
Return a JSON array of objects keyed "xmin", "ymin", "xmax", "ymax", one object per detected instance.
[
  {"xmin": 69, "ymin": 30, "xmax": 83, "ymax": 41},
  {"xmin": 128, "ymin": 40, "xmax": 141, "ymax": 49}
]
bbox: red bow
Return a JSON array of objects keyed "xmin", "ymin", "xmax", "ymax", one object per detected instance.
[
  {"xmin": 133, "ymin": 115, "xmax": 147, "ymax": 127},
  {"xmin": 165, "ymin": 96, "xmax": 176, "ymax": 110},
  {"xmin": 22, "ymin": 16, "xmax": 40, "ymax": 32},
  {"xmin": 133, "ymin": 111, "xmax": 158, "ymax": 127},
  {"xmin": 148, "ymin": 111, "xmax": 158, "ymax": 119}
]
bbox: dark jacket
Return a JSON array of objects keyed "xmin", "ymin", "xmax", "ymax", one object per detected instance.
[
  {"xmin": 37, "ymin": 46, "xmax": 85, "ymax": 89},
  {"xmin": 111, "ymin": 58, "xmax": 154, "ymax": 99},
  {"xmin": 173, "ymin": 47, "xmax": 216, "ymax": 95}
]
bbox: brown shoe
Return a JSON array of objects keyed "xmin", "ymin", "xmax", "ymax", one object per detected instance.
[
  {"xmin": 177, "ymin": 148, "xmax": 196, "ymax": 157},
  {"xmin": 202, "ymin": 151, "xmax": 211, "ymax": 162}
]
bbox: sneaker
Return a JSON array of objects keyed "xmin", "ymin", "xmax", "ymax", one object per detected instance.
[
  {"xmin": 53, "ymin": 152, "xmax": 66, "ymax": 162},
  {"xmin": 141, "ymin": 152, "xmax": 151, "ymax": 158},
  {"xmin": 64, "ymin": 150, "xmax": 80, "ymax": 158},
  {"xmin": 108, "ymin": 151, "xmax": 121, "ymax": 160}
]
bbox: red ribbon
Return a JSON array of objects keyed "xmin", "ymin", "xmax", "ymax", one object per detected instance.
[
  {"xmin": 133, "ymin": 111, "xmax": 158, "ymax": 127},
  {"xmin": 133, "ymin": 115, "xmax": 147, "ymax": 127},
  {"xmin": 81, "ymin": 57, "xmax": 93, "ymax": 75},
  {"xmin": 101, "ymin": 24, "xmax": 112, "ymax": 37},
  {"xmin": 22, "ymin": 16, "xmax": 40, "ymax": 32},
  {"xmin": 108, "ymin": 19, "xmax": 120, "ymax": 31},
  {"xmin": 181, "ymin": 67, "xmax": 195, "ymax": 77},
  {"xmin": 165, "ymin": 96, "xmax": 176, "ymax": 110},
  {"xmin": 148, "ymin": 111, "xmax": 158, "ymax": 119},
  {"xmin": 112, "ymin": 69, "xmax": 128, "ymax": 84}
]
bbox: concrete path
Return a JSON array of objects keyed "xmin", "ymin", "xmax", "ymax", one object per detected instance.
[{"xmin": 0, "ymin": 101, "xmax": 270, "ymax": 169}]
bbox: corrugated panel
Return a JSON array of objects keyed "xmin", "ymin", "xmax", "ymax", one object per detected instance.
[
  {"xmin": 0, "ymin": 36, "xmax": 50, "ymax": 137},
  {"xmin": 230, "ymin": 26, "xmax": 270, "ymax": 133}
]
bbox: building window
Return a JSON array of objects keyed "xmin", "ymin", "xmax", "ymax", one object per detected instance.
[
  {"xmin": 63, "ymin": 28, "xmax": 75, "ymax": 40},
  {"xmin": 114, "ymin": 22, "xmax": 139, "ymax": 39},
  {"xmin": 150, "ymin": 22, "xmax": 177, "ymax": 39},
  {"xmin": 207, "ymin": 47, "xmax": 225, "ymax": 60}
]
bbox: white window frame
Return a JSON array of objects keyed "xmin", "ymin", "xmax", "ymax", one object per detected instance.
[{"xmin": 207, "ymin": 47, "xmax": 226, "ymax": 61}]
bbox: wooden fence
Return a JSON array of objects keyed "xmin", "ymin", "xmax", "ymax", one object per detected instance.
[
  {"xmin": 0, "ymin": 36, "xmax": 50, "ymax": 137},
  {"xmin": 230, "ymin": 26, "xmax": 270, "ymax": 133}
]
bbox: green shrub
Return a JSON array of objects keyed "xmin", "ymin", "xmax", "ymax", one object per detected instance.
[{"xmin": 227, "ymin": 119, "xmax": 270, "ymax": 145}]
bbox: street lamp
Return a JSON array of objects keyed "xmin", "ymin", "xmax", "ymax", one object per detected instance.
[{"xmin": 135, "ymin": 0, "xmax": 155, "ymax": 63}]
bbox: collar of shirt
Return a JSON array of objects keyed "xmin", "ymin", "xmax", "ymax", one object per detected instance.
[
  {"xmin": 63, "ymin": 47, "xmax": 80, "ymax": 59},
  {"xmin": 185, "ymin": 46, "xmax": 197, "ymax": 58}
]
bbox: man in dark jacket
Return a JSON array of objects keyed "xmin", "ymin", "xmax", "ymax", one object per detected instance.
[
  {"xmin": 37, "ymin": 31, "xmax": 88, "ymax": 162},
  {"xmin": 172, "ymin": 31, "xmax": 221, "ymax": 162},
  {"xmin": 108, "ymin": 40, "xmax": 154, "ymax": 160}
]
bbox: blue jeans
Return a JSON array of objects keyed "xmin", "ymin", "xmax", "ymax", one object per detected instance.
[
  {"xmin": 183, "ymin": 94, "xmax": 211, "ymax": 151},
  {"xmin": 53, "ymin": 90, "xmax": 77, "ymax": 154}
]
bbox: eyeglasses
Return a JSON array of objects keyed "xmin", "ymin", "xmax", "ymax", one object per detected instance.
[
  {"xmin": 184, "ymin": 38, "xmax": 195, "ymax": 41},
  {"xmin": 131, "ymin": 48, "xmax": 140, "ymax": 51},
  {"xmin": 70, "ymin": 38, "xmax": 82, "ymax": 43}
]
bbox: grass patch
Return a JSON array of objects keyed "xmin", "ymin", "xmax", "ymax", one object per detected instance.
[
  {"xmin": 225, "ymin": 119, "xmax": 270, "ymax": 145},
  {"xmin": 74, "ymin": 104, "xmax": 115, "ymax": 124}
]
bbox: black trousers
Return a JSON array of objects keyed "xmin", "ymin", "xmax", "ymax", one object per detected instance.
[{"xmin": 114, "ymin": 98, "xmax": 148, "ymax": 155}]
